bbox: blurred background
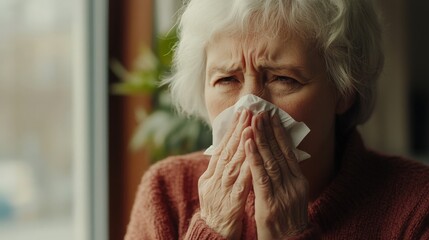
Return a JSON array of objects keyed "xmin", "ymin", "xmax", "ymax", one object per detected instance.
[{"xmin": 0, "ymin": 0, "xmax": 427, "ymax": 240}]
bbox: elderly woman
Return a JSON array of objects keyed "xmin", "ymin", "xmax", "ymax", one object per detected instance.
[{"xmin": 125, "ymin": 0, "xmax": 429, "ymax": 239}]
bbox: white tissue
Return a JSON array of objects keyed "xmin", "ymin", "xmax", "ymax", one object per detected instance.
[{"xmin": 204, "ymin": 94, "xmax": 311, "ymax": 162}]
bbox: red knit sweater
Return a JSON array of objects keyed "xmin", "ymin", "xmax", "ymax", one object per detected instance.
[{"xmin": 125, "ymin": 131, "xmax": 429, "ymax": 239}]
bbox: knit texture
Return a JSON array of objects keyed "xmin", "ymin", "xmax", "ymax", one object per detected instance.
[{"xmin": 124, "ymin": 131, "xmax": 429, "ymax": 239}]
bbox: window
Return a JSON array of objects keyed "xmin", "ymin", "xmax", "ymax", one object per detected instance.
[{"xmin": 0, "ymin": 0, "xmax": 107, "ymax": 239}]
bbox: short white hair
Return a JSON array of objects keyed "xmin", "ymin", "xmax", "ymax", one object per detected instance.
[{"xmin": 164, "ymin": 0, "xmax": 384, "ymax": 130}]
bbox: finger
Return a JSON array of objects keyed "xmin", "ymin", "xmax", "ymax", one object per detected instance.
[
  {"xmin": 212, "ymin": 111, "xmax": 241, "ymax": 155},
  {"xmin": 201, "ymin": 111, "xmax": 241, "ymax": 180},
  {"xmin": 252, "ymin": 112, "xmax": 282, "ymax": 185},
  {"xmin": 262, "ymin": 112, "xmax": 292, "ymax": 184},
  {"xmin": 214, "ymin": 110, "xmax": 250, "ymax": 178},
  {"xmin": 261, "ymin": 112, "xmax": 285, "ymax": 161},
  {"xmin": 246, "ymin": 138, "xmax": 272, "ymax": 199},
  {"xmin": 230, "ymin": 160, "xmax": 252, "ymax": 202},
  {"xmin": 200, "ymin": 154, "xmax": 221, "ymax": 180},
  {"xmin": 271, "ymin": 114, "xmax": 303, "ymax": 178},
  {"xmin": 221, "ymin": 127, "xmax": 252, "ymax": 188}
]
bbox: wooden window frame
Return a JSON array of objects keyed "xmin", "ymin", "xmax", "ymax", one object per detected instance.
[{"xmin": 108, "ymin": 0, "xmax": 153, "ymax": 239}]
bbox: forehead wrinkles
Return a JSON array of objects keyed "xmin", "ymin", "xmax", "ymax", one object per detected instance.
[
  {"xmin": 206, "ymin": 31, "xmax": 294, "ymax": 73},
  {"xmin": 241, "ymin": 36, "xmax": 267, "ymax": 71},
  {"xmin": 205, "ymin": 35, "xmax": 242, "ymax": 78},
  {"xmin": 241, "ymin": 34, "xmax": 291, "ymax": 72}
]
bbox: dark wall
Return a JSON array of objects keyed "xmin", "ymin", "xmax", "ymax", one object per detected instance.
[{"xmin": 408, "ymin": 1, "xmax": 429, "ymax": 155}]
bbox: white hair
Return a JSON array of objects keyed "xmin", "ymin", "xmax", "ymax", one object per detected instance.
[{"xmin": 164, "ymin": 0, "xmax": 384, "ymax": 130}]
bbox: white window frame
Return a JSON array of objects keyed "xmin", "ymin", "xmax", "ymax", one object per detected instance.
[{"xmin": 73, "ymin": 0, "xmax": 108, "ymax": 239}]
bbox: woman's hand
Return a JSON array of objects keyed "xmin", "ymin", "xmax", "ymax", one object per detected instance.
[
  {"xmin": 198, "ymin": 110, "xmax": 253, "ymax": 239},
  {"xmin": 246, "ymin": 112, "xmax": 309, "ymax": 239}
]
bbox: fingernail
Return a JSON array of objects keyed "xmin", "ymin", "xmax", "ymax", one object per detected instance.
[
  {"xmin": 234, "ymin": 111, "xmax": 241, "ymax": 121},
  {"xmin": 240, "ymin": 110, "xmax": 247, "ymax": 123}
]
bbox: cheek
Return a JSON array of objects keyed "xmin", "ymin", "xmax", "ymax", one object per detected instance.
[
  {"xmin": 275, "ymin": 88, "xmax": 337, "ymax": 140},
  {"xmin": 279, "ymin": 85, "xmax": 337, "ymax": 126},
  {"xmin": 288, "ymin": 98, "xmax": 334, "ymax": 126},
  {"xmin": 204, "ymin": 85, "xmax": 236, "ymax": 123},
  {"xmin": 301, "ymin": 101, "xmax": 336, "ymax": 137},
  {"xmin": 277, "ymin": 88, "xmax": 337, "ymax": 157}
]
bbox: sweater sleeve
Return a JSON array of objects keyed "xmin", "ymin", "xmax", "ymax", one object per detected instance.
[
  {"xmin": 184, "ymin": 212, "xmax": 227, "ymax": 240},
  {"xmin": 124, "ymin": 165, "xmax": 179, "ymax": 240},
  {"xmin": 124, "ymin": 156, "xmax": 226, "ymax": 240},
  {"xmin": 286, "ymin": 223, "xmax": 321, "ymax": 240}
]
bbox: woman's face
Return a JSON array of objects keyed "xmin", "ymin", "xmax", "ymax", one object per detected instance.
[{"xmin": 204, "ymin": 33, "xmax": 348, "ymax": 162}]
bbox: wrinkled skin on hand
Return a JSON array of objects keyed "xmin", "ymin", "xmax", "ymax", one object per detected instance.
[
  {"xmin": 246, "ymin": 112, "xmax": 309, "ymax": 239},
  {"xmin": 198, "ymin": 110, "xmax": 309, "ymax": 239},
  {"xmin": 198, "ymin": 110, "xmax": 253, "ymax": 239}
]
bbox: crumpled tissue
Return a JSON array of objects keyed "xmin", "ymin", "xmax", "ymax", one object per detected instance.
[{"xmin": 204, "ymin": 94, "xmax": 311, "ymax": 162}]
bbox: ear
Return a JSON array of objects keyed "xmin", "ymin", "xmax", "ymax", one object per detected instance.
[{"xmin": 336, "ymin": 92, "xmax": 356, "ymax": 115}]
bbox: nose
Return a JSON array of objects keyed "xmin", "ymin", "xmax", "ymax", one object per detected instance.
[{"xmin": 240, "ymin": 75, "xmax": 269, "ymax": 101}]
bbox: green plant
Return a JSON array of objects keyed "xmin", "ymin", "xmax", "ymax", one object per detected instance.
[{"xmin": 111, "ymin": 32, "xmax": 212, "ymax": 162}]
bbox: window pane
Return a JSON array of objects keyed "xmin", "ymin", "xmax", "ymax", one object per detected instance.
[{"xmin": 0, "ymin": 0, "xmax": 83, "ymax": 239}]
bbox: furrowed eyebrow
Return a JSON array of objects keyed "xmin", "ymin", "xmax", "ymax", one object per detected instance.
[
  {"xmin": 262, "ymin": 64, "xmax": 311, "ymax": 82},
  {"xmin": 207, "ymin": 63, "xmax": 312, "ymax": 81},
  {"xmin": 207, "ymin": 64, "xmax": 242, "ymax": 78},
  {"xmin": 259, "ymin": 62, "xmax": 306, "ymax": 72}
]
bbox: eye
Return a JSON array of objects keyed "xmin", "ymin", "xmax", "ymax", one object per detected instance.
[
  {"xmin": 216, "ymin": 76, "xmax": 239, "ymax": 85},
  {"xmin": 273, "ymin": 75, "xmax": 298, "ymax": 84},
  {"xmin": 274, "ymin": 76, "xmax": 297, "ymax": 83},
  {"xmin": 271, "ymin": 75, "xmax": 303, "ymax": 91}
]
